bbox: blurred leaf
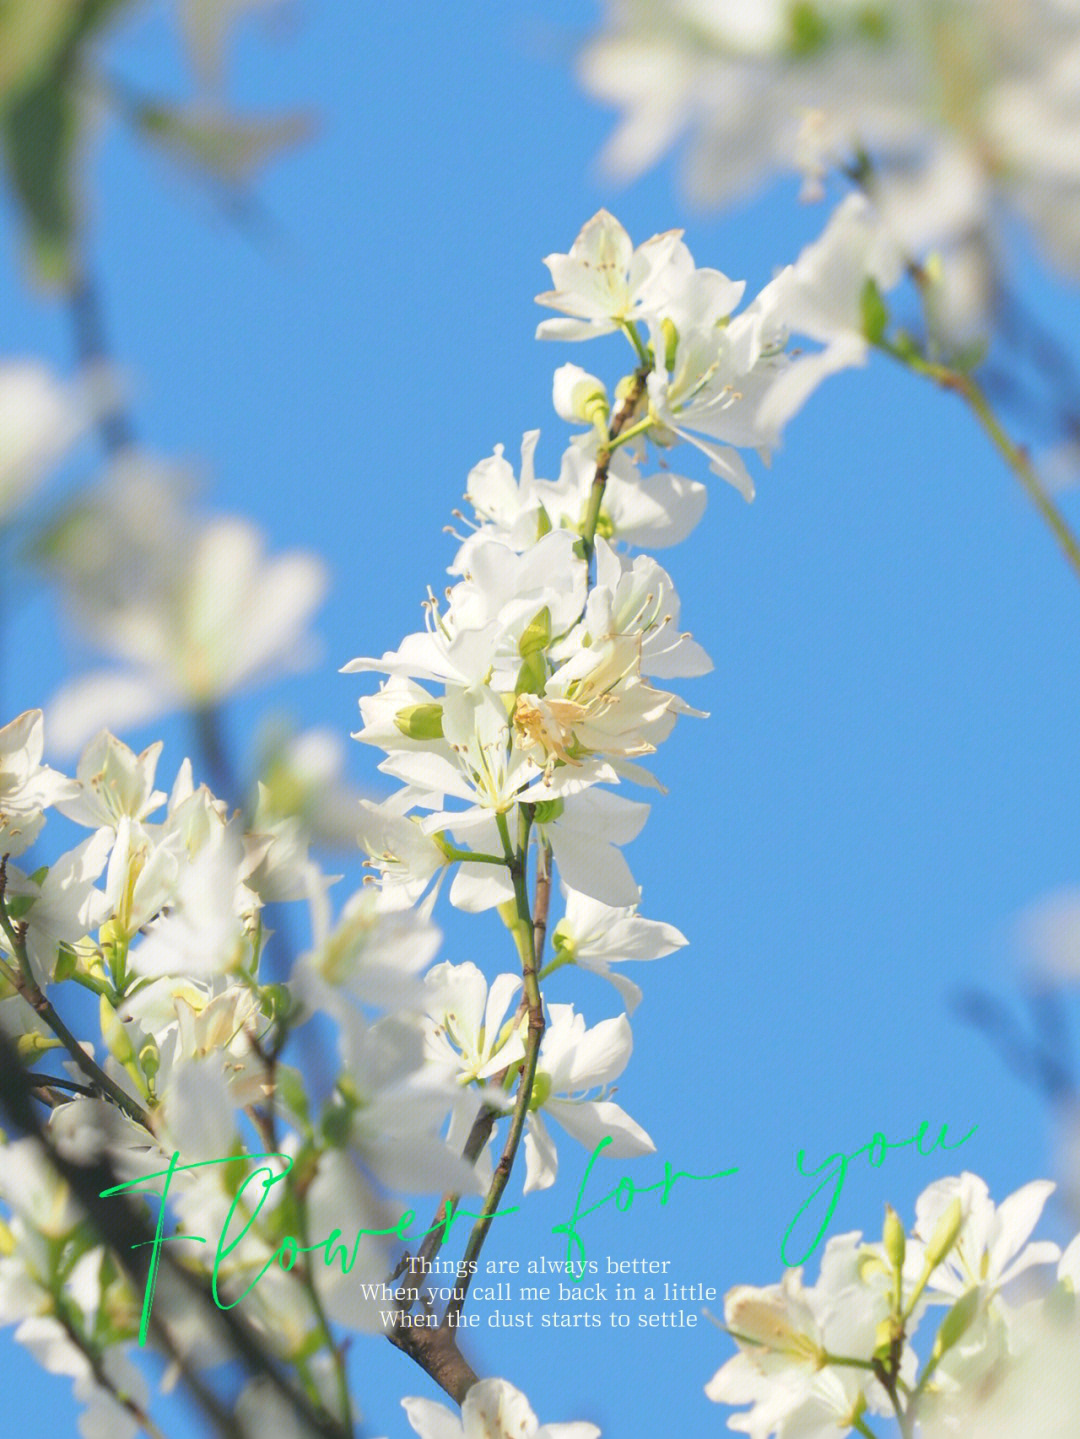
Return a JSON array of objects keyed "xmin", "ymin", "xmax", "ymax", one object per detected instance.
[
  {"xmin": 133, "ymin": 100, "xmax": 314, "ymax": 184},
  {"xmin": 178, "ymin": 0, "xmax": 287, "ymax": 90},
  {"xmin": 0, "ymin": 0, "xmax": 80, "ymax": 108},
  {"xmin": 0, "ymin": 0, "xmax": 135, "ymax": 285},
  {"xmin": 1, "ymin": 78, "xmax": 82, "ymax": 284}
]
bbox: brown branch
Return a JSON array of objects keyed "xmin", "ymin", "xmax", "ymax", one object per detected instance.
[
  {"xmin": 0, "ymin": 1029, "xmax": 355, "ymax": 1439},
  {"xmin": 581, "ymin": 367, "xmax": 650, "ymax": 559}
]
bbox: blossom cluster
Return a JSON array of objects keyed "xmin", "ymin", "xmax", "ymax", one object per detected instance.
[
  {"xmin": 2, "ymin": 197, "xmax": 1075, "ymax": 1439},
  {"xmin": 709, "ymin": 1171, "xmax": 1079, "ymax": 1438},
  {"xmin": 581, "ymin": 0, "xmax": 1080, "ymax": 335}
]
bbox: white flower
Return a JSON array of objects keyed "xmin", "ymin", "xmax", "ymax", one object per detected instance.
[
  {"xmin": 253, "ymin": 723, "xmax": 366, "ymax": 849},
  {"xmin": 422, "ymin": 961, "xmax": 526, "ymax": 1087},
  {"xmin": 707, "ymin": 1232, "xmax": 903, "ymax": 1437},
  {"xmin": 355, "ymin": 793, "xmax": 448, "ymax": 910},
  {"xmin": 403, "ymin": 1376, "xmax": 600, "ymax": 1439},
  {"xmin": 57, "ymin": 732, "xmax": 168, "ymax": 831},
  {"xmin": 522, "ymin": 1003, "xmax": 654, "ymax": 1192},
  {"xmin": 910, "ymin": 1172, "xmax": 1061, "ymax": 1300},
  {"xmin": 0, "ymin": 710, "xmax": 77, "ymax": 856},
  {"xmin": 345, "ymin": 528, "xmax": 588, "ymax": 696},
  {"xmin": 748, "ymin": 193, "xmax": 904, "ymax": 437},
  {"xmin": 531, "ymin": 782, "xmax": 650, "ymax": 909},
  {"xmin": 544, "ymin": 443, "xmax": 708, "ymax": 551},
  {"xmin": 535, "ymin": 208, "xmax": 694, "ymax": 341},
  {"xmin": 551, "ymin": 886, "xmax": 687, "ymax": 1011},
  {"xmin": 19, "ymin": 830, "xmax": 113, "ymax": 985},
  {"xmin": 294, "ymin": 885, "xmax": 441, "ymax": 1012}
]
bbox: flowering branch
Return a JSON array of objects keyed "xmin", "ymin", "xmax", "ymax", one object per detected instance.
[{"xmin": 0, "ymin": 886, "xmax": 151, "ymax": 1128}]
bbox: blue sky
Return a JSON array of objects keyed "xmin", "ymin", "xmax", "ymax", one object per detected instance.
[{"xmin": 3, "ymin": 3, "xmax": 1080, "ymax": 1435}]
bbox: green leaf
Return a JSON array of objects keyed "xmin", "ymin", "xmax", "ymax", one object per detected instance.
[
  {"xmin": 1, "ymin": 76, "xmax": 82, "ymax": 283},
  {"xmin": 860, "ymin": 276, "xmax": 889, "ymax": 345},
  {"xmin": 132, "ymin": 101, "xmax": 315, "ymax": 185},
  {"xmin": 0, "ymin": 0, "xmax": 132, "ymax": 282},
  {"xmin": 515, "ymin": 649, "xmax": 547, "ymax": 697},
  {"xmin": 519, "ymin": 605, "xmax": 551, "ymax": 658},
  {"xmin": 0, "ymin": 0, "xmax": 79, "ymax": 109}
]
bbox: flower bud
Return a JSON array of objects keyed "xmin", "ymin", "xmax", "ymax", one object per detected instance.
[
  {"xmin": 883, "ymin": 1204, "xmax": 906, "ymax": 1272},
  {"xmin": 531, "ymin": 798, "xmax": 565, "ymax": 826},
  {"xmin": 515, "ymin": 650, "xmax": 547, "ymax": 698},
  {"xmin": 660, "ymin": 316, "xmax": 679, "ymax": 371},
  {"xmin": 16, "ymin": 1030, "xmax": 61, "ymax": 1059},
  {"xmin": 262, "ymin": 983, "xmax": 293, "ymax": 1021},
  {"xmin": 924, "ymin": 1196, "xmax": 964, "ymax": 1270},
  {"xmin": 528, "ymin": 1070, "xmax": 552, "ymax": 1112},
  {"xmin": 138, "ymin": 1036, "xmax": 160, "ymax": 1081},
  {"xmin": 100, "ymin": 994, "xmax": 135, "ymax": 1066},
  {"xmin": 553, "ymin": 364, "xmax": 609, "ymax": 425},
  {"xmin": 931, "ymin": 1286, "xmax": 981, "ymax": 1359},
  {"xmin": 53, "ymin": 944, "xmax": 78, "ymax": 983},
  {"xmin": 393, "ymin": 703, "xmax": 444, "ymax": 741},
  {"xmin": 322, "ymin": 1102, "xmax": 353, "ymax": 1149}
]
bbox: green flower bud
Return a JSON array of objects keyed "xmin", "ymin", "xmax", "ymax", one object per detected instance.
[
  {"xmin": 931, "ymin": 1286, "xmax": 981, "ymax": 1359},
  {"xmin": 873, "ymin": 1315, "xmax": 897, "ymax": 1359},
  {"xmin": 394, "ymin": 703, "xmax": 444, "ymax": 741},
  {"xmin": 551, "ymin": 925, "xmax": 577, "ymax": 964},
  {"xmin": 16, "ymin": 1031, "xmax": 62, "ymax": 1058},
  {"xmin": 883, "ymin": 1204, "xmax": 906, "ymax": 1272},
  {"xmin": 660, "ymin": 316, "xmax": 679, "ymax": 371},
  {"xmin": 531, "ymin": 798, "xmax": 565, "ymax": 826},
  {"xmin": 262, "ymin": 983, "xmax": 293, "ymax": 1021},
  {"xmin": 529, "ymin": 1071, "xmax": 552, "ymax": 1111},
  {"xmin": 100, "ymin": 995, "xmax": 136, "ymax": 1066},
  {"xmin": 860, "ymin": 277, "xmax": 889, "ymax": 345},
  {"xmin": 789, "ymin": 2, "xmax": 831, "ymax": 56},
  {"xmin": 138, "ymin": 1037, "xmax": 160, "ymax": 1081},
  {"xmin": 924, "ymin": 1196, "xmax": 965, "ymax": 1269},
  {"xmin": 53, "ymin": 944, "xmax": 78, "ymax": 984}
]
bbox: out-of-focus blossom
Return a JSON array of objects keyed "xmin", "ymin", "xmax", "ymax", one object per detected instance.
[
  {"xmin": 40, "ymin": 458, "xmax": 327, "ymax": 753},
  {"xmin": 1016, "ymin": 886, "xmax": 1080, "ymax": 984},
  {"xmin": 403, "ymin": 1377, "xmax": 601, "ymax": 1439},
  {"xmin": 0, "ymin": 361, "xmax": 91, "ymax": 523},
  {"xmin": 580, "ymin": 0, "xmax": 1080, "ymax": 320}
]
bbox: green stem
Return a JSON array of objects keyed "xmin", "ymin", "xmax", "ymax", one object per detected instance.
[
  {"xmin": 436, "ymin": 844, "xmax": 508, "ymax": 867},
  {"xmin": 883, "ymin": 343, "xmax": 1080, "ymax": 587},
  {"xmin": 293, "ymin": 1182, "xmax": 355, "ymax": 1435},
  {"xmin": 444, "ymin": 811, "xmax": 543, "ymax": 1323},
  {"xmin": 620, "ymin": 320, "xmax": 650, "ymax": 366},
  {"xmin": 581, "ymin": 367, "xmax": 651, "ymax": 562},
  {"xmin": 0, "ymin": 946, "xmax": 150, "ymax": 1129}
]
